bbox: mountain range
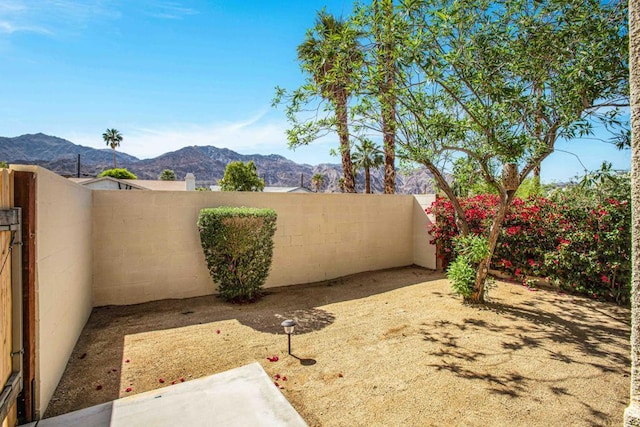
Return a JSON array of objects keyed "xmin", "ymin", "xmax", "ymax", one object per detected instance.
[{"xmin": 0, "ymin": 133, "xmax": 437, "ymax": 194}]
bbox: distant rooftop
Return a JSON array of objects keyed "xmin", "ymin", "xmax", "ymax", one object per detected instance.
[{"xmin": 209, "ymin": 185, "xmax": 312, "ymax": 193}]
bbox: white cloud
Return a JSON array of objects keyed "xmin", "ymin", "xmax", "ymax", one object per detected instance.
[
  {"xmin": 145, "ymin": 1, "xmax": 198, "ymax": 20},
  {"xmin": 0, "ymin": 0, "xmax": 119, "ymax": 38}
]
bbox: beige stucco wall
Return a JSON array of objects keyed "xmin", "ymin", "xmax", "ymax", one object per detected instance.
[
  {"xmin": 11, "ymin": 166, "xmax": 94, "ymax": 418},
  {"xmin": 93, "ymin": 191, "xmax": 436, "ymax": 306},
  {"xmin": 413, "ymin": 194, "xmax": 437, "ymax": 269}
]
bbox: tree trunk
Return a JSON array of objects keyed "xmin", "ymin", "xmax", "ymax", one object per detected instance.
[
  {"xmin": 365, "ymin": 167, "xmax": 371, "ymax": 194},
  {"xmin": 380, "ymin": 0, "xmax": 396, "ymax": 195},
  {"xmin": 336, "ymin": 91, "xmax": 355, "ymax": 193},
  {"xmin": 112, "ymin": 148, "xmax": 117, "ymax": 169},
  {"xmin": 533, "ymin": 164, "xmax": 541, "ymax": 194},
  {"xmin": 468, "ymin": 192, "xmax": 514, "ymax": 303},
  {"xmin": 421, "ymin": 159, "xmax": 470, "ymax": 236}
]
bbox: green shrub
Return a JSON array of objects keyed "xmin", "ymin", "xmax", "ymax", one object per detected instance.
[
  {"xmin": 447, "ymin": 256, "xmax": 476, "ymax": 299},
  {"xmin": 98, "ymin": 168, "xmax": 137, "ymax": 179},
  {"xmin": 428, "ymin": 171, "xmax": 631, "ymax": 304},
  {"xmin": 197, "ymin": 206, "xmax": 277, "ymax": 302},
  {"xmin": 447, "ymin": 234, "xmax": 490, "ymax": 300}
]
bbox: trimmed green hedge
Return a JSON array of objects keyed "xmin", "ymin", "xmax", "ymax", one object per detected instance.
[{"xmin": 197, "ymin": 206, "xmax": 277, "ymax": 302}]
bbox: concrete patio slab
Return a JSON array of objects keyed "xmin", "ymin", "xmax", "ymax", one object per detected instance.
[{"xmin": 23, "ymin": 362, "xmax": 307, "ymax": 427}]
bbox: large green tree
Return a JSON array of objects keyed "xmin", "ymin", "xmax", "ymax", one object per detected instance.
[
  {"xmin": 352, "ymin": 139, "xmax": 383, "ymax": 193},
  {"xmin": 102, "ymin": 128, "xmax": 123, "ymax": 169},
  {"xmin": 219, "ymin": 161, "xmax": 265, "ymax": 192},
  {"xmin": 274, "ymin": 11, "xmax": 363, "ymax": 193},
  {"xmin": 393, "ymin": 0, "xmax": 628, "ymax": 302}
]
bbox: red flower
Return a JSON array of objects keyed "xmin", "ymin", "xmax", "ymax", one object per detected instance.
[
  {"xmin": 267, "ymin": 356, "xmax": 279, "ymax": 362},
  {"xmin": 159, "ymin": 378, "xmax": 165, "ymax": 383},
  {"xmin": 125, "ymin": 387, "xmax": 132, "ymax": 392},
  {"xmin": 180, "ymin": 377, "xmax": 185, "ymax": 382},
  {"xmin": 125, "ymin": 359, "xmax": 130, "ymax": 363},
  {"xmin": 274, "ymin": 374, "xmax": 281, "ymax": 380},
  {"xmin": 282, "ymin": 376, "xmax": 287, "ymax": 381},
  {"xmin": 216, "ymin": 330, "xmax": 221, "ymax": 334},
  {"xmin": 601, "ymin": 275, "xmax": 610, "ymax": 284}
]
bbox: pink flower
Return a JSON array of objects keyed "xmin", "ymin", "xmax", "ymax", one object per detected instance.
[
  {"xmin": 267, "ymin": 356, "xmax": 279, "ymax": 362},
  {"xmin": 274, "ymin": 374, "xmax": 281, "ymax": 380}
]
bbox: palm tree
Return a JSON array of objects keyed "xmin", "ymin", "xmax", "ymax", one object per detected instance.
[
  {"xmin": 297, "ymin": 11, "xmax": 362, "ymax": 193},
  {"xmin": 311, "ymin": 173, "xmax": 325, "ymax": 192},
  {"xmin": 352, "ymin": 140, "xmax": 383, "ymax": 194},
  {"xmin": 102, "ymin": 128, "xmax": 123, "ymax": 168}
]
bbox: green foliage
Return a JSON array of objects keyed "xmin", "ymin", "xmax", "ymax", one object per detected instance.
[
  {"xmin": 352, "ymin": 139, "xmax": 383, "ymax": 193},
  {"xmin": 0, "ymin": 161, "xmax": 8, "ymax": 169},
  {"xmin": 447, "ymin": 235, "xmax": 490, "ymax": 299},
  {"xmin": 197, "ymin": 207, "xmax": 277, "ymax": 302},
  {"xmin": 195, "ymin": 186, "xmax": 212, "ymax": 192},
  {"xmin": 447, "ymin": 256, "xmax": 477, "ymax": 299},
  {"xmin": 429, "ymin": 169, "xmax": 631, "ymax": 304},
  {"xmin": 102, "ymin": 128, "xmax": 123, "ymax": 168},
  {"xmin": 98, "ymin": 168, "xmax": 137, "ymax": 179},
  {"xmin": 159, "ymin": 169, "xmax": 176, "ymax": 181},
  {"xmin": 311, "ymin": 173, "xmax": 325, "ymax": 192},
  {"xmin": 273, "ymin": 10, "xmax": 361, "ymax": 192},
  {"xmin": 219, "ymin": 161, "xmax": 265, "ymax": 192}
]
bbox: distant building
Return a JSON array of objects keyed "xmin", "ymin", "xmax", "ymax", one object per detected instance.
[
  {"xmin": 69, "ymin": 173, "xmax": 196, "ymax": 191},
  {"xmin": 208, "ymin": 185, "xmax": 313, "ymax": 193}
]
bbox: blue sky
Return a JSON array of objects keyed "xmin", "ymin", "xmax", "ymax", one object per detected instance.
[{"xmin": 0, "ymin": 0, "xmax": 630, "ymax": 183}]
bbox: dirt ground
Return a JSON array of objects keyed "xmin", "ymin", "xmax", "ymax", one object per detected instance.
[{"xmin": 45, "ymin": 267, "xmax": 630, "ymax": 426}]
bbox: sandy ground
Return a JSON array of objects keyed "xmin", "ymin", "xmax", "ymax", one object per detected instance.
[{"xmin": 45, "ymin": 267, "xmax": 630, "ymax": 426}]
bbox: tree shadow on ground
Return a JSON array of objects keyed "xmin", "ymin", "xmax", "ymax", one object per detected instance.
[{"xmin": 420, "ymin": 288, "xmax": 630, "ymax": 404}]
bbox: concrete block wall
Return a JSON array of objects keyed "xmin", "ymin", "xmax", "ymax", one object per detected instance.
[
  {"xmin": 11, "ymin": 166, "xmax": 94, "ymax": 418},
  {"xmin": 92, "ymin": 191, "xmax": 436, "ymax": 306}
]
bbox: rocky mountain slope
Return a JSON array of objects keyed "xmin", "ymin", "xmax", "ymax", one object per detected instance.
[{"xmin": 0, "ymin": 133, "xmax": 437, "ymax": 194}]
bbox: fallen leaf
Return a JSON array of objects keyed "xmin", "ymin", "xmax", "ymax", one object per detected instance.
[
  {"xmin": 96, "ymin": 385, "xmax": 102, "ymax": 391},
  {"xmin": 274, "ymin": 374, "xmax": 281, "ymax": 380},
  {"xmin": 125, "ymin": 387, "xmax": 132, "ymax": 392},
  {"xmin": 338, "ymin": 373, "xmax": 344, "ymax": 378},
  {"xmin": 79, "ymin": 353, "xmax": 87, "ymax": 359},
  {"xmin": 159, "ymin": 379, "xmax": 165, "ymax": 384},
  {"xmin": 125, "ymin": 359, "xmax": 130, "ymax": 363},
  {"xmin": 216, "ymin": 330, "xmax": 221, "ymax": 334},
  {"xmin": 180, "ymin": 377, "xmax": 185, "ymax": 382},
  {"xmin": 282, "ymin": 376, "xmax": 287, "ymax": 381}
]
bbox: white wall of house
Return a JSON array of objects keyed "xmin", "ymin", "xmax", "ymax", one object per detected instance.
[
  {"xmin": 92, "ymin": 191, "xmax": 437, "ymax": 306},
  {"xmin": 11, "ymin": 166, "xmax": 94, "ymax": 418}
]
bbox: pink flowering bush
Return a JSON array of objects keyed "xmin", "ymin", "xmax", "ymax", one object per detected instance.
[{"xmin": 427, "ymin": 178, "xmax": 631, "ymax": 304}]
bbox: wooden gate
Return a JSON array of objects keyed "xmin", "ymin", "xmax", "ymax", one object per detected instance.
[{"xmin": 0, "ymin": 169, "xmax": 20, "ymax": 427}]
